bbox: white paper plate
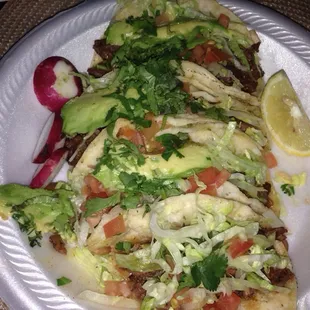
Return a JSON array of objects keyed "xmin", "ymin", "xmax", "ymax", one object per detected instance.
[{"xmin": 0, "ymin": 0, "xmax": 310, "ymax": 309}]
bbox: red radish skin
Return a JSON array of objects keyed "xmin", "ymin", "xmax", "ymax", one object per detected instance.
[
  {"xmin": 32, "ymin": 113, "xmax": 63, "ymax": 164},
  {"xmin": 30, "ymin": 148, "xmax": 68, "ymax": 188},
  {"xmin": 33, "ymin": 56, "xmax": 82, "ymax": 112}
]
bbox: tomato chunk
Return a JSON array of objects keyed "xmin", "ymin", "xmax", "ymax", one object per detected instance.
[
  {"xmin": 228, "ymin": 238, "xmax": 254, "ymax": 259},
  {"xmin": 140, "ymin": 113, "xmax": 165, "ymax": 153},
  {"xmin": 197, "ymin": 167, "xmax": 220, "ymax": 185},
  {"xmin": 103, "ymin": 215, "xmax": 126, "ymax": 238},
  {"xmin": 214, "ymin": 169, "xmax": 231, "ymax": 188},
  {"xmin": 218, "ymin": 14, "xmax": 230, "ymax": 28},
  {"xmin": 191, "ymin": 44, "xmax": 205, "ymax": 64},
  {"xmin": 216, "ymin": 293, "xmax": 241, "ymax": 310},
  {"xmin": 264, "ymin": 151, "xmax": 278, "ymax": 168},
  {"xmin": 84, "ymin": 174, "xmax": 103, "ymax": 194},
  {"xmin": 118, "ymin": 126, "xmax": 144, "ymax": 147},
  {"xmin": 186, "ymin": 167, "xmax": 230, "ymax": 195},
  {"xmin": 200, "ymin": 184, "xmax": 217, "ymax": 196},
  {"xmin": 204, "ymin": 47, "xmax": 231, "ymax": 64},
  {"xmin": 83, "ymin": 174, "xmax": 109, "ymax": 200},
  {"xmin": 203, "ymin": 293, "xmax": 241, "ymax": 310}
]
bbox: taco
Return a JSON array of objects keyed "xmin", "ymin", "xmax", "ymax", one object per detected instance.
[{"xmin": 0, "ymin": 0, "xmax": 297, "ymax": 309}]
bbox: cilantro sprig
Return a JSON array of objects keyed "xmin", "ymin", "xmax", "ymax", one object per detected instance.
[
  {"xmin": 94, "ymin": 138, "xmax": 145, "ymax": 174},
  {"xmin": 156, "ymin": 133, "xmax": 189, "ymax": 161},
  {"xmin": 281, "ymin": 184, "xmax": 295, "ymax": 196},
  {"xmin": 57, "ymin": 276, "xmax": 72, "ymax": 286},
  {"xmin": 191, "ymin": 253, "xmax": 228, "ymax": 291},
  {"xmin": 119, "ymin": 172, "xmax": 181, "ymax": 209}
]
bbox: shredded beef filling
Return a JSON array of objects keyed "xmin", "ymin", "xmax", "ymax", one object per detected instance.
[
  {"xmin": 87, "ymin": 39, "xmax": 120, "ymax": 77},
  {"xmin": 235, "ymin": 288, "xmax": 255, "ymax": 299},
  {"xmin": 224, "ymin": 43, "xmax": 264, "ymax": 94},
  {"xmin": 49, "ymin": 234, "xmax": 67, "ymax": 255},
  {"xmin": 266, "ymin": 267, "xmax": 294, "ymax": 286},
  {"xmin": 65, "ymin": 130, "xmax": 100, "ymax": 166},
  {"xmin": 87, "ymin": 65, "xmax": 110, "ymax": 78},
  {"xmin": 128, "ymin": 270, "xmax": 164, "ymax": 300},
  {"xmin": 257, "ymin": 182, "xmax": 274, "ymax": 207}
]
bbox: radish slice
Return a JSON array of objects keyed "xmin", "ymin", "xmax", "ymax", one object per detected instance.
[
  {"xmin": 30, "ymin": 148, "xmax": 68, "ymax": 188},
  {"xmin": 32, "ymin": 113, "xmax": 63, "ymax": 164},
  {"xmin": 33, "ymin": 56, "xmax": 83, "ymax": 112}
]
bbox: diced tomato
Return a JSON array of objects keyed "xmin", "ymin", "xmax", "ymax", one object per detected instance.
[
  {"xmin": 214, "ymin": 169, "xmax": 231, "ymax": 188},
  {"xmin": 118, "ymin": 126, "xmax": 144, "ymax": 147},
  {"xmin": 218, "ymin": 14, "xmax": 230, "ymax": 28},
  {"xmin": 200, "ymin": 184, "xmax": 217, "ymax": 196},
  {"xmin": 191, "ymin": 44, "xmax": 205, "ymax": 64},
  {"xmin": 203, "ymin": 293, "xmax": 241, "ymax": 310},
  {"xmin": 228, "ymin": 238, "xmax": 254, "ymax": 259},
  {"xmin": 83, "ymin": 174, "xmax": 109, "ymax": 200},
  {"xmin": 187, "ymin": 175, "xmax": 199, "ymax": 193},
  {"xmin": 197, "ymin": 167, "xmax": 220, "ymax": 185},
  {"xmin": 204, "ymin": 47, "xmax": 231, "ymax": 64},
  {"xmin": 103, "ymin": 215, "xmax": 126, "ymax": 238},
  {"xmin": 187, "ymin": 167, "xmax": 229, "ymax": 196},
  {"xmin": 263, "ymin": 151, "xmax": 278, "ymax": 168},
  {"xmin": 140, "ymin": 113, "xmax": 165, "ymax": 153},
  {"xmin": 203, "ymin": 304, "xmax": 218, "ymax": 310},
  {"xmin": 87, "ymin": 191, "xmax": 108, "ymax": 200},
  {"xmin": 84, "ymin": 174, "xmax": 103, "ymax": 194},
  {"xmin": 216, "ymin": 293, "xmax": 241, "ymax": 310},
  {"xmin": 104, "ymin": 281, "xmax": 132, "ymax": 298}
]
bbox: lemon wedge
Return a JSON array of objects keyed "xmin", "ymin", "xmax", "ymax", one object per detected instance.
[{"xmin": 261, "ymin": 70, "xmax": 310, "ymax": 156}]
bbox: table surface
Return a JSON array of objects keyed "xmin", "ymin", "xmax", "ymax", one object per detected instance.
[
  {"xmin": 0, "ymin": 0, "xmax": 309, "ymax": 309},
  {"xmin": 0, "ymin": 0, "xmax": 309, "ymax": 57}
]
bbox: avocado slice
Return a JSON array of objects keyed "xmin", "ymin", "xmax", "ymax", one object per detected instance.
[
  {"xmin": 61, "ymin": 91, "xmax": 122, "ymax": 135},
  {"xmin": 0, "ymin": 184, "xmax": 52, "ymax": 219},
  {"xmin": 94, "ymin": 144, "xmax": 212, "ymax": 190},
  {"xmin": 105, "ymin": 21, "xmax": 135, "ymax": 46},
  {"xmin": 157, "ymin": 20, "xmax": 223, "ymax": 39}
]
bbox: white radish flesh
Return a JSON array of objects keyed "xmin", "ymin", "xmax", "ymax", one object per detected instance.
[
  {"xmin": 30, "ymin": 148, "xmax": 68, "ymax": 188},
  {"xmin": 32, "ymin": 113, "xmax": 63, "ymax": 164},
  {"xmin": 33, "ymin": 56, "xmax": 83, "ymax": 112}
]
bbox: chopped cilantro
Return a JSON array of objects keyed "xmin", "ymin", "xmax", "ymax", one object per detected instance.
[
  {"xmin": 281, "ymin": 184, "xmax": 295, "ymax": 196},
  {"xmin": 178, "ymin": 273, "xmax": 196, "ymax": 290},
  {"xmin": 126, "ymin": 11, "xmax": 156, "ymax": 35},
  {"xmin": 113, "ymin": 36, "xmax": 185, "ymax": 65},
  {"xmin": 156, "ymin": 133, "xmax": 189, "ymax": 161},
  {"xmin": 84, "ymin": 193, "xmax": 121, "ymax": 218},
  {"xmin": 205, "ymin": 107, "xmax": 230, "ymax": 122},
  {"xmin": 57, "ymin": 276, "xmax": 72, "ymax": 286},
  {"xmin": 94, "ymin": 138, "xmax": 145, "ymax": 173},
  {"xmin": 119, "ymin": 172, "xmax": 181, "ymax": 209},
  {"xmin": 191, "ymin": 253, "xmax": 227, "ymax": 291}
]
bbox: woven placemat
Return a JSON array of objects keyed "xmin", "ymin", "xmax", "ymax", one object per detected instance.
[{"xmin": 0, "ymin": 0, "xmax": 309, "ymax": 57}]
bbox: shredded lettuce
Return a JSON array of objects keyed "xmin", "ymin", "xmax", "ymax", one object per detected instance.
[
  {"xmin": 143, "ymin": 276, "xmax": 178, "ymax": 307},
  {"xmin": 115, "ymin": 247, "xmax": 161, "ymax": 272}
]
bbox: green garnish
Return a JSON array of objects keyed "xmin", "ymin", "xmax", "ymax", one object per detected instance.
[
  {"xmin": 191, "ymin": 253, "xmax": 228, "ymax": 291},
  {"xmin": 57, "ymin": 276, "xmax": 72, "ymax": 286},
  {"xmin": 115, "ymin": 241, "xmax": 132, "ymax": 252},
  {"xmin": 156, "ymin": 133, "xmax": 189, "ymax": 161},
  {"xmin": 281, "ymin": 184, "xmax": 295, "ymax": 196},
  {"xmin": 84, "ymin": 192, "xmax": 121, "ymax": 218}
]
